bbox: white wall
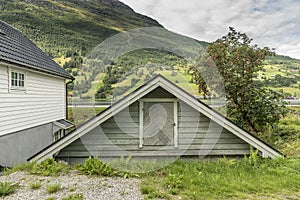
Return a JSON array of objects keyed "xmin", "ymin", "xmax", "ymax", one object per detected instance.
[{"xmin": 0, "ymin": 63, "xmax": 66, "ymax": 136}]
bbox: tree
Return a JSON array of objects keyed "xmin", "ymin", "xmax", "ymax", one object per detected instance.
[{"xmin": 191, "ymin": 27, "xmax": 287, "ymax": 133}]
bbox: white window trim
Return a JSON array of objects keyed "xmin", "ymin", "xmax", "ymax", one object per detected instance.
[
  {"xmin": 53, "ymin": 129, "xmax": 65, "ymax": 142},
  {"xmin": 138, "ymin": 98, "xmax": 178, "ymax": 148},
  {"xmin": 8, "ymin": 67, "xmax": 27, "ymax": 92}
]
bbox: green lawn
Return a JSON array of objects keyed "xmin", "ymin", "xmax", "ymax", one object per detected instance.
[
  {"xmin": 82, "ymin": 73, "xmax": 105, "ymax": 98},
  {"xmin": 68, "ymin": 107, "xmax": 106, "ymax": 126},
  {"xmin": 111, "ymin": 68, "xmax": 199, "ymax": 98},
  {"xmin": 141, "ymin": 157, "xmax": 300, "ymax": 200}
]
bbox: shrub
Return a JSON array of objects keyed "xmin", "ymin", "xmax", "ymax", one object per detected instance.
[
  {"xmin": 46, "ymin": 183, "xmax": 61, "ymax": 194},
  {"xmin": 0, "ymin": 182, "xmax": 18, "ymax": 197}
]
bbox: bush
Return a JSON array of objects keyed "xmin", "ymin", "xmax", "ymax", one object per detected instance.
[{"xmin": 0, "ymin": 182, "xmax": 18, "ymax": 197}]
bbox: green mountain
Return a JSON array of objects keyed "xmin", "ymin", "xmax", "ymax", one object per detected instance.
[
  {"xmin": 0, "ymin": 0, "xmax": 162, "ymax": 57},
  {"xmin": 0, "ymin": 0, "xmax": 299, "ymax": 98}
]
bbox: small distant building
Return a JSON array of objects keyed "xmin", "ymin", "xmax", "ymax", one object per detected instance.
[
  {"xmin": 0, "ymin": 21, "xmax": 74, "ymax": 167},
  {"xmin": 29, "ymin": 75, "xmax": 282, "ymax": 164}
]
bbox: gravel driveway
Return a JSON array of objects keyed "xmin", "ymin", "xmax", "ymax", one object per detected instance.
[{"xmin": 0, "ymin": 171, "xmax": 143, "ymax": 200}]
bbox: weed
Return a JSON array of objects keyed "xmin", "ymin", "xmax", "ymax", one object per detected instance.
[
  {"xmin": 3, "ymin": 162, "xmax": 34, "ymax": 175},
  {"xmin": 76, "ymin": 157, "xmax": 117, "ymax": 176},
  {"xmin": 29, "ymin": 181, "xmax": 42, "ymax": 190},
  {"xmin": 76, "ymin": 157, "xmax": 137, "ymax": 178},
  {"xmin": 62, "ymin": 193, "xmax": 83, "ymax": 200},
  {"xmin": 46, "ymin": 183, "xmax": 61, "ymax": 194},
  {"xmin": 0, "ymin": 182, "xmax": 19, "ymax": 197},
  {"xmin": 31, "ymin": 159, "xmax": 70, "ymax": 176}
]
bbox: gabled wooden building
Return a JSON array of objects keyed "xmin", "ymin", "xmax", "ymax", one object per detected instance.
[{"xmin": 29, "ymin": 75, "xmax": 282, "ymax": 164}]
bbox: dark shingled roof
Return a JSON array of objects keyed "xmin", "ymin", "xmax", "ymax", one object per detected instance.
[{"xmin": 0, "ymin": 20, "xmax": 73, "ymax": 80}]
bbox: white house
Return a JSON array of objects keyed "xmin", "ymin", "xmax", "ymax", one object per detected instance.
[{"xmin": 0, "ymin": 20, "xmax": 74, "ymax": 167}]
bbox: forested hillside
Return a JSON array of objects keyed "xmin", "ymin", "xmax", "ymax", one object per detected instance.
[
  {"xmin": 0, "ymin": 0, "xmax": 299, "ymax": 98},
  {"xmin": 0, "ymin": 0, "xmax": 162, "ymax": 57}
]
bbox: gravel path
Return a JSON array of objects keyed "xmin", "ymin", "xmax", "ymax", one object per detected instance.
[{"xmin": 0, "ymin": 171, "xmax": 143, "ymax": 200}]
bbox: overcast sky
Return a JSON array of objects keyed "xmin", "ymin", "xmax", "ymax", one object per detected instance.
[{"xmin": 120, "ymin": 0, "xmax": 300, "ymax": 59}]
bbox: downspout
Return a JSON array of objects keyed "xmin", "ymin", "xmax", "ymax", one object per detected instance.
[{"xmin": 66, "ymin": 80, "xmax": 74, "ymax": 120}]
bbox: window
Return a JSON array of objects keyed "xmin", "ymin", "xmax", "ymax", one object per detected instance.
[
  {"xmin": 10, "ymin": 71, "xmax": 25, "ymax": 89},
  {"xmin": 54, "ymin": 129, "xmax": 65, "ymax": 142}
]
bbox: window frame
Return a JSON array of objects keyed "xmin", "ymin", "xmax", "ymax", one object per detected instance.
[
  {"xmin": 9, "ymin": 67, "xmax": 27, "ymax": 92},
  {"xmin": 53, "ymin": 129, "xmax": 65, "ymax": 142}
]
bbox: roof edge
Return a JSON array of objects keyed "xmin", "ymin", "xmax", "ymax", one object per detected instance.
[{"xmin": 0, "ymin": 59, "xmax": 74, "ymax": 80}]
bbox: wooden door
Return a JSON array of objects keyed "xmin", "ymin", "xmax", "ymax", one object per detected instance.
[{"xmin": 143, "ymin": 102, "xmax": 174, "ymax": 146}]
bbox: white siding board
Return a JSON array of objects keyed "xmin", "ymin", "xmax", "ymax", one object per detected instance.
[
  {"xmin": 0, "ymin": 65, "xmax": 8, "ymax": 93},
  {"xmin": 0, "ymin": 109, "xmax": 62, "ymax": 124},
  {"xmin": 0, "ymin": 105, "xmax": 63, "ymax": 117},
  {"xmin": 0, "ymin": 64, "xmax": 66, "ymax": 136}
]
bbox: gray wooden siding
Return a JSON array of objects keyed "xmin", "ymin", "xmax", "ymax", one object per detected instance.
[
  {"xmin": 0, "ymin": 64, "xmax": 66, "ymax": 136},
  {"xmin": 57, "ymin": 90, "xmax": 250, "ymax": 162},
  {"xmin": 143, "ymin": 87, "xmax": 176, "ymax": 98}
]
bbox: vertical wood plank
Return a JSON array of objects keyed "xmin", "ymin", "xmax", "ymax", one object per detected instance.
[
  {"xmin": 174, "ymin": 100, "xmax": 178, "ymax": 148},
  {"xmin": 139, "ymin": 101, "xmax": 143, "ymax": 148}
]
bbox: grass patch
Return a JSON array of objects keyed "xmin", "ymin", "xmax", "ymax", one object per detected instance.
[
  {"xmin": 3, "ymin": 162, "xmax": 34, "ymax": 175},
  {"xmin": 4, "ymin": 159, "xmax": 70, "ymax": 176},
  {"xmin": 141, "ymin": 157, "xmax": 300, "ymax": 199},
  {"xmin": 46, "ymin": 183, "xmax": 61, "ymax": 194},
  {"xmin": 62, "ymin": 193, "xmax": 84, "ymax": 200},
  {"xmin": 0, "ymin": 182, "xmax": 19, "ymax": 197},
  {"xmin": 68, "ymin": 107, "xmax": 106, "ymax": 125},
  {"xmin": 29, "ymin": 181, "xmax": 42, "ymax": 190}
]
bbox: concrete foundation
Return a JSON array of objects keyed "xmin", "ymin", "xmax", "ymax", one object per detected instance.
[{"xmin": 0, "ymin": 123, "xmax": 53, "ymax": 167}]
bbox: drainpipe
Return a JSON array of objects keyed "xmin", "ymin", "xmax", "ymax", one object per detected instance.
[{"xmin": 66, "ymin": 80, "xmax": 74, "ymax": 120}]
